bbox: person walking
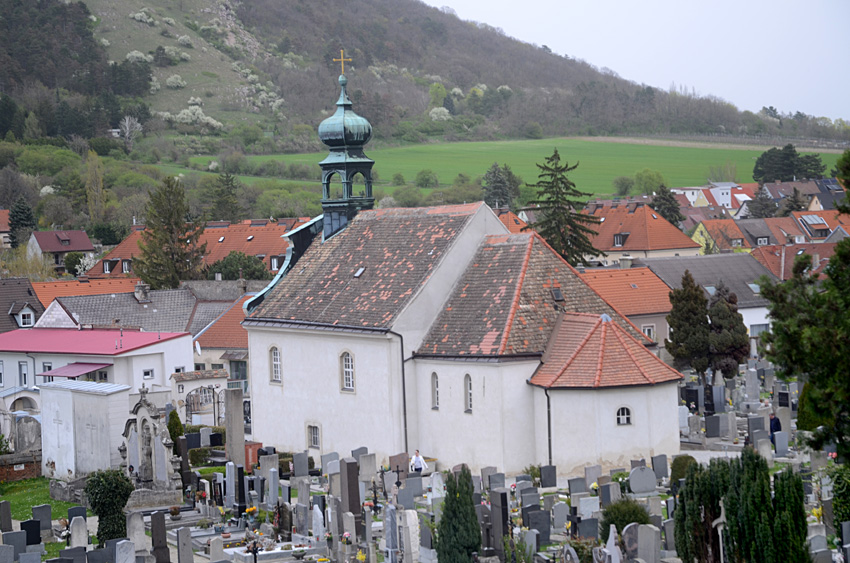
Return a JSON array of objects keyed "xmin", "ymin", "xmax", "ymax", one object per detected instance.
[{"xmin": 410, "ymin": 450, "xmax": 428, "ymax": 473}]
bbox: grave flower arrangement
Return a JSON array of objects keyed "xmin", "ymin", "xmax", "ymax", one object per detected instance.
[
  {"xmin": 341, "ymin": 532, "xmax": 352, "ymax": 545},
  {"xmin": 324, "ymin": 532, "xmax": 333, "ymax": 542}
]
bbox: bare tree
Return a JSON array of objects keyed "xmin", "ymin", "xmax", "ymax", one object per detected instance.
[{"xmin": 119, "ymin": 115, "xmax": 143, "ymax": 152}]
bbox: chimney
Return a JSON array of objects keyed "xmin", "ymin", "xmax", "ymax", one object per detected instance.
[
  {"xmin": 215, "ymin": 272, "xmax": 222, "ymax": 281},
  {"xmin": 134, "ymin": 282, "xmax": 151, "ymax": 303},
  {"xmin": 619, "ymin": 255, "xmax": 633, "ymax": 269},
  {"xmin": 812, "ymin": 253, "xmax": 819, "ymax": 267}
]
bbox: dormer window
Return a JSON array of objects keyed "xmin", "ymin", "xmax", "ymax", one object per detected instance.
[
  {"xmin": 60, "ymin": 239, "xmax": 70, "ymax": 246},
  {"xmin": 122, "ymin": 260, "xmax": 131, "ymax": 274},
  {"xmin": 613, "ymin": 233, "xmax": 629, "ymax": 247},
  {"xmin": 732, "ymin": 239, "xmax": 742, "ymax": 247},
  {"xmin": 757, "ymin": 237, "xmax": 768, "ymax": 246},
  {"xmin": 271, "ymin": 256, "xmax": 280, "ymax": 271},
  {"xmin": 103, "ymin": 261, "xmax": 111, "ymax": 274},
  {"xmin": 20, "ymin": 312, "xmax": 33, "ymax": 327}
]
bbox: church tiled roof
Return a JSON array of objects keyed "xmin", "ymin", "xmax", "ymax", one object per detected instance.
[
  {"xmin": 417, "ymin": 233, "xmax": 648, "ymax": 356},
  {"xmin": 248, "ymin": 203, "xmax": 485, "ymax": 328},
  {"xmin": 529, "ymin": 312, "xmax": 682, "ymax": 389}
]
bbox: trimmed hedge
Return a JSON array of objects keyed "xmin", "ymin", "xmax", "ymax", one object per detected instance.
[{"xmin": 188, "ymin": 447, "xmax": 211, "ymax": 467}]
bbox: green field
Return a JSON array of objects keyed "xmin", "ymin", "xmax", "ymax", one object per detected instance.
[{"xmin": 185, "ymin": 137, "xmax": 841, "ymax": 196}]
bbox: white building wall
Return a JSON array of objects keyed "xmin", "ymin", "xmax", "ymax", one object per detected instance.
[
  {"xmin": 41, "ymin": 387, "xmax": 76, "ymax": 478},
  {"xmin": 411, "ymin": 359, "xmax": 538, "ymax": 474},
  {"xmin": 248, "ymin": 326, "xmax": 403, "ymax": 465},
  {"xmin": 34, "ymin": 302, "xmax": 77, "ymax": 328},
  {"xmin": 539, "ymin": 382, "xmax": 680, "ymax": 476},
  {"xmin": 73, "ymin": 392, "xmax": 118, "ymax": 475}
]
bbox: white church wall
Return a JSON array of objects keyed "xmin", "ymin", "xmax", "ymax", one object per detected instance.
[
  {"xmin": 411, "ymin": 359, "xmax": 538, "ymax": 474},
  {"xmin": 392, "ymin": 206, "xmax": 508, "ymax": 353},
  {"xmin": 541, "ymin": 382, "xmax": 680, "ymax": 476},
  {"xmin": 248, "ymin": 326, "xmax": 403, "ymax": 465}
]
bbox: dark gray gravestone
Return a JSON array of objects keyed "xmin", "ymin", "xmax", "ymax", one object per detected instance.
[
  {"xmin": 67, "ymin": 506, "xmax": 86, "ymax": 522},
  {"xmin": 748, "ymin": 416, "xmax": 765, "ymax": 437},
  {"xmin": 599, "ymin": 483, "xmax": 621, "ymax": 507},
  {"xmin": 0, "ymin": 501, "xmax": 11, "ymax": 533},
  {"xmin": 59, "ymin": 547, "xmax": 87, "ymax": 563},
  {"xmin": 630, "ymin": 459, "xmax": 646, "ymax": 469},
  {"xmin": 32, "ymin": 505, "xmax": 52, "ymax": 531},
  {"xmin": 150, "ymin": 512, "xmax": 170, "ymax": 563},
  {"xmin": 489, "ymin": 473, "xmax": 505, "ymax": 490},
  {"xmin": 842, "ymin": 521, "xmax": 850, "ymax": 544},
  {"xmin": 515, "ymin": 474, "xmax": 532, "ymax": 483},
  {"xmin": 568, "ymin": 478, "xmax": 587, "ymax": 496},
  {"xmin": 0, "ymin": 545, "xmax": 13, "ymax": 563},
  {"xmin": 397, "ymin": 486, "xmax": 415, "ymax": 510},
  {"xmin": 651, "ymin": 455, "xmax": 668, "ymax": 480},
  {"xmin": 419, "ymin": 514, "xmax": 433, "ymax": 549},
  {"xmin": 520, "ymin": 489, "xmax": 539, "ymax": 507},
  {"xmin": 527, "ymin": 510, "xmax": 550, "ymax": 545},
  {"xmin": 389, "ymin": 452, "xmax": 409, "ymax": 482},
  {"xmin": 281, "ymin": 483, "xmax": 291, "ymax": 503},
  {"xmin": 20, "ymin": 520, "xmax": 40, "ymax": 545},
  {"xmin": 293, "ymin": 452, "xmax": 309, "ymax": 477},
  {"xmin": 705, "ymin": 415, "xmax": 721, "ymax": 438},
  {"xmin": 521, "ymin": 504, "xmax": 539, "ymax": 527},
  {"xmin": 46, "ymin": 559, "xmax": 73, "ymax": 563},
  {"xmin": 405, "ymin": 475, "xmax": 423, "ymax": 497},
  {"xmin": 540, "ymin": 465, "xmax": 556, "ymax": 488},
  {"xmin": 778, "ymin": 391, "xmax": 790, "ymax": 408},
  {"xmin": 712, "ymin": 385, "xmax": 725, "ymax": 413},
  {"xmin": 185, "ymin": 432, "xmax": 201, "ymax": 450},
  {"xmin": 210, "ymin": 433, "xmax": 223, "ymax": 447},
  {"xmin": 481, "ymin": 467, "xmax": 497, "ymax": 490},
  {"xmin": 576, "ymin": 518, "xmax": 598, "ymax": 540},
  {"xmin": 752, "ymin": 429, "xmax": 769, "ymax": 446},
  {"xmin": 86, "ymin": 549, "xmax": 109, "ymax": 563},
  {"xmin": 490, "ymin": 489, "xmax": 510, "ymax": 558},
  {"xmin": 339, "ymin": 457, "xmax": 362, "ymax": 538},
  {"xmin": 2, "ymin": 531, "xmax": 26, "ymax": 559},
  {"xmin": 351, "ymin": 446, "xmax": 368, "ymax": 461},
  {"xmin": 177, "ymin": 436, "xmax": 190, "ymax": 488},
  {"xmin": 19, "ymin": 552, "xmax": 41, "ymax": 563},
  {"xmin": 621, "ymin": 522, "xmax": 639, "ymax": 559}
]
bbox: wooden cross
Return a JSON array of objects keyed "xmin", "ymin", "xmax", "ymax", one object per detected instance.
[{"xmin": 333, "ymin": 49, "xmax": 352, "ymax": 75}]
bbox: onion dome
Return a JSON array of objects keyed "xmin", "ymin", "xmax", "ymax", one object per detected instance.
[{"xmin": 318, "ymin": 75, "xmax": 372, "ymax": 148}]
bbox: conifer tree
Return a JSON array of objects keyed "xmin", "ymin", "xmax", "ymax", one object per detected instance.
[
  {"xmin": 777, "ymin": 187, "xmax": 807, "ymax": 217},
  {"xmin": 436, "ymin": 466, "xmax": 481, "ymax": 563},
  {"xmin": 210, "ymin": 172, "xmax": 242, "ymax": 223},
  {"xmin": 482, "ymin": 163, "xmax": 512, "ymax": 209},
  {"xmin": 746, "ymin": 187, "xmax": 777, "ymax": 219},
  {"xmin": 707, "ymin": 282, "xmax": 749, "ymax": 378},
  {"xmin": 665, "ymin": 270, "xmax": 710, "ymax": 377},
  {"xmin": 9, "ymin": 195, "xmax": 36, "ymax": 248},
  {"xmin": 650, "ymin": 185, "xmax": 684, "ymax": 227},
  {"xmin": 523, "ymin": 149, "xmax": 601, "ymax": 266},
  {"xmin": 134, "ymin": 177, "xmax": 207, "ymax": 289}
]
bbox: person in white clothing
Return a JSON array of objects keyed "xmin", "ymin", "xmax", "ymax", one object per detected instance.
[{"xmin": 410, "ymin": 450, "xmax": 428, "ymax": 473}]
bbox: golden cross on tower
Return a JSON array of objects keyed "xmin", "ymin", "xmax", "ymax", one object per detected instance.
[{"xmin": 333, "ymin": 49, "xmax": 352, "ymax": 75}]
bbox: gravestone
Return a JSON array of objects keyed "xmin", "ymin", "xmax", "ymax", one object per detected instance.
[
  {"xmin": 267, "ymin": 468, "xmax": 279, "ymax": 508},
  {"xmin": 87, "ymin": 551, "xmax": 108, "ymax": 563},
  {"xmin": 631, "ymin": 459, "xmax": 647, "ymax": 469},
  {"xmin": 515, "ymin": 481, "xmax": 533, "ymax": 493},
  {"xmin": 351, "ymin": 446, "xmax": 368, "ymax": 461},
  {"xmin": 705, "ymin": 415, "xmax": 721, "ymax": 438},
  {"xmin": 489, "ymin": 489, "xmax": 510, "ymax": 558},
  {"xmin": 516, "ymin": 474, "xmax": 532, "ymax": 483},
  {"xmin": 726, "ymin": 411, "xmax": 738, "ymax": 441},
  {"xmin": 665, "ymin": 498, "xmax": 676, "ymax": 521},
  {"xmin": 523, "ymin": 529, "xmax": 539, "ymax": 558},
  {"xmin": 687, "ymin": 415, "xmax": 701, "ymax": 439},
  {"xmin": 59, "ymin": 547, "xmax": 85, "ymax": 563},
  {"xmin": 295, "ymin": 503, "xmax": 309, "ymax": 535},
  {"xmin": 775, "ymin": 431, "xmax": 790, "ymax": 457},
  {"xmin": 258, "ymin": 454, "xmax": 278, "ymax": 484},
  {"xmin": 809, "ymin": 535, "xmax": 828, "ymax": 552},
  {"xmin": 321, "ymin": 452, "xmax": 339, "ymax": 472},
  {"xmin": 563, "ymin": 544, "xmax": 581, "ymax": 563},
  {"xmin": 312, "ymin": 505, "xmax": 325, "ymax": 538},
  {"xmin": 21, "ymin": 520, "xmax": 40, "ymax": 545},
  {"xmin": 150, "ymin": 512, "xmax": 170, "ymax": 563},
  {"xmin": 419, "ymin": 514, "xmax": 433, "ymax": 549},
  {"xmin": 115, "ymin": 541, "xmax": 134, "ymax": 563},
  {"xmin": 385, "ymin": 504, "xmax": 398, "ymax": 562},
  {"xmin": 712, "ymin": 385, "xmax": 726, "ymax": 413},
  {"xmin": 32, "ymin": 505, "xmax": 51, "ymax": 532},
  {"xmin": 224, "ymin": 388, "xmax": 245, "ymax": 468},
  {"xmin": 397, "ymin": 486, "xmax": 415, "ymax": 510},
  {"xmin": 842, "ymin": 521, "xmax": 850, "ymax": 544},
  {"xmin": 0, "ymin": 545, "xmax": 12, "ymax": 563},
  {"xmin": 662, "ymin": 518, "xmax": 675, "ymax": 551},
  {"xmin": 293, "ymin": 451, "xmax": 309, "ymax": 478},
  {"xmin": 481, "ymin": 467, "xmax": 497, "ymax": 489},
  {"xmin": 651, "ymin": 455, "xmax": 668, "ymax": 480},
  {"xmin": 359, "ymin": 453, "xmax": 377, "ymax": 481},
  {"xmin": 280, "ymin": 482, "xmax": 291, "ymax": 503},
  {"xmin": 568, "ymin": 477, "xmax": 587, "ymax": 496},
  {"xmin": 19, "ymin": 553, "xmax": 41, "ymax": 563},
  {"xmin": 430, "ymin": 472, "xmax": 445, "ymax": 497},
  {"xmin": 637, "ymin": 524, "xmax": 661, "ymax": 563},
  {"xmin": 751, "ymin": 429, "xmax": 769, "ymax": 447},
  {"xmin": 209, "ymin": 537, "xmax": 224, "ymax": 562},
  {"xmin": 747, "ymin": 415, "xmax": 765, "ymax": 437},
  {"xmin": 678, "ymin": 406, "xmax": 689, "ymax": 434},
  {"xmin": 628, "ymin": 467, "xmax": 657, "ymax": 495},
  {"xmin": 68, "ymin": 516, "xmax": 87, "ymax": 548},
  {"xmin": 576, "ymin": 518, "xmax": 598, "ymax": 540},
  {"xmin": 199, "ymin": 427, "xmax": 212, "ymax": 447},
  {"xmin": 176, "ymin": 528, "xmax": 192, "ymax": 563},
  {"xmin": 326, "ymin": 459, "xmax": 340, "ymax": 476},
  {"xmin": 405, "ymin": 475, "xmax": 424, "ymax": 497},
  {"xmin": 552, "ymin": 502, "xmax": 569, "ymax": 530},
  {"xmin": 2, "ymin": 532, "xmax": 26, "ymax": 560},
  {"xmin": 584, "ymin": 465, "xmax": 602, "ymax": 489},
  {"xmin": 489, "ymin": 473, "xmax": 505, "ymax": 490},
  {"xmin": 648, "ymin": 497, "xmax": 662, "ymax": 516},
  {"xmin": 578, "ymin": 496, "xmax": 600, "ymax": 519},
  {"xmin": 471, "ymin": 475, "xmax": 482, "ymax": 494},
  {"xmin": 67, "ymin": 506, "xmax": 86, "ymax": 523},
  {"xmin": 621, "ymin": 523, "xmax": 639, "ymax": 560},
  {"xmin": 340, "ymin": 457, "xmax": 362, "ymax": 538},
  {"xmin": 526, "ymin": 510, "xmax": 551, "ymax": 545},
  {"xmin": 225, "ymin": 462, "xmax": 236, "ymax": 508},
  {"xmin": 126, "ymin": 512, "xmax": 146, "ymax": 550},
  {"xmin": 389, "ymin": 452, "xmax": 409, "ymax": 482},
  {"xmin": 600, "ymin": 482, "xmax": 621, "ymax": 507},
  {"xmin": 0, "ymin": 502, "xmax": 11, "ymax": 534},
  {"xmin": 776, "ymin": 407, "xmax": 792, "ymax": 439},
  {"xmin": 539, "ymin": 465, "xmax": 557, "ymax": 488},
  {"xmin": 295, "ymin": 477, "xmax": 311, "ymax": 508},
  {"xmin": 757, "ymin": 439, "xmax": 774, "ymax": 468},
  {"xmin": 185, "ymin": 433, "xmax": 201, "ymax": 451},
  {"xmin": 745, "ymin": 369, "xmax": 759, "ymax": 400}
]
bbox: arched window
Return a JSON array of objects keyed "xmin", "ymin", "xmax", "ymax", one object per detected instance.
[
  {"xmin": 431, "ymin": 373, "xmax": 439, "ymax": 409},
  {"xmin": 341, "ymin": 352, "xmax": 355, "ymax": 391},
  {"xmin": 270, "ymin": 347, "xmax": 281, "ymax": 382},
  {"xmin": 464, "ymin": 374, "xmax": 472, "ymax": 413},
  {"xmin": 617, "ymin": 406, "xmax": 632, "ymax": 426}
]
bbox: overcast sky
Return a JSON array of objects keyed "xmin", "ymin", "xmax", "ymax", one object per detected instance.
[{"xmin": 419, "ymin": 0, "xmax": 849, "ymax": 121}]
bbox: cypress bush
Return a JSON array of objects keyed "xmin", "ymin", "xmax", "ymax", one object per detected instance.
[
  {"xmin": 167, "ymin": 409, "xmax": 184, "ymax": 454},
  {"xmin": 436, "ymin": 467, "xmax": 481, "ymax": 563},
  {"xmin": 85, "ymin": 469, "xmax": 134, "ymax": 545}
]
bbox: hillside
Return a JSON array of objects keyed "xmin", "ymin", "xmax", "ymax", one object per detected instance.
[{"xmin": 57, "ymin": 0, "xmax": 850, "ymax": 143}]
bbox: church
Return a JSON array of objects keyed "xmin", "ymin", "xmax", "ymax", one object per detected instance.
[{"xmin": 242, "ymin": 71, "xmax": 682, "ymax": 476}]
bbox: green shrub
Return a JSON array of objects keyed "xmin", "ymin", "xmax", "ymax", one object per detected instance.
[
  {"xmin": 600, "ymin": 498, "xmax": 651, "ymax": 542},
  {"xmin": 522, "ymin": 464, "xmax": 541, "ymax": 487},
  {"xmin": 796, "ymin": 382, "xmax": 832, "ymax": 431},
  {"xmin": 611, "ymin": 471, "xmax": 630, "ymax": 494},
  {"xmin": 84, "ymin": 469, "xmax": 134, "ymax": 545},
  {"xmin": 167, "ymin": 410, "xmax": 184, "ymax": 454},
  {"xmin": 670, "ymin": 454, "xmax": 697, "ymax": 484},
  {"xmin": 188, "ymin": 447, "xmax": 211, "ymax": 466},
  {"xmin": 831, "ymin": 463, "xmax": 850, "ymax": 527}
]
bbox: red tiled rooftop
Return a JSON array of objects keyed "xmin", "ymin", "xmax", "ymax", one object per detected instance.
[
  {"xmin": 196, "ymin": 294, "xmax": 253, "ymax": 349},
  {"xmin": 699, "ymin": 219, "xmax": 751, "ymax": 250},
  {"xmin": 0, "ymin": 209, "xmax": 9, "ymax": 232},
  {"xmin": 530, "ymin": 312, "xmax": 683, "ymax": 389},
  {"xmin": 587, "ymin": 205, "xmax": 700, "ymax": 252},
  {"xmin": 494, "ymin": 209, "xmax": 530, "ymax": 234},
  {"xmin": 0, "ymin": 328, "xmax": 188, "ymax": 355},
  {"xmin": 579, "ymin": 268, "xmax": 671, "ymax": 316},
  {"xmin": 31, "ymin": 278, "xmax": 142, "ymax": 307},
  {"xmin": 750, "ymin": 243, "xmax": 838, "ymax": 281}
]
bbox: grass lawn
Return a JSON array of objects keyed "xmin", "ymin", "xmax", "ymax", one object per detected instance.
[
  {"xmin": 182, "ymin": 137, "xmax": 841, "ymax": 196},
  {"xmin": 1, "ymin": 477, "xmax": 90, "ymax": 521},
  {"xmin": 43, "ymin": 542, "xmax": 65, "ymax": 561}
]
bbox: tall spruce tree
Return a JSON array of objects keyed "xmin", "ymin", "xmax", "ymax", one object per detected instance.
[
  {"xmin": 9, "ymin": 195, "xmax": 36, "ymax": 248},
  {"xmin": 665, "ymin": 270, "xmax": 710, "ymax": 377},
  {"xmin": 707, "ymin": 282, "xmax": 750, "ymax": 378},
  {"xmin": 482, "ymin": 163, "xmax": 512, "ymax": 209},
  {"xmin": 746, "ymin": 187, "xmax": 776, "ymax": 219},
  {"xmin": 523, "ymin": 149, "xmax": 601, "ymax": 266},
  {"xmin": 134, "ymin": 177, "xmax": 207, "ymax": 289},
  {"xmin": 650, "ymin": 185, "xmax": 684, "ymax": 227},
  {"xmin": 210, "ymin": 172, "xmax": 242, "ymax": 223},
  {"xmin": 436, "ymin": 466, "xmax": 481, "ymax": 563}
]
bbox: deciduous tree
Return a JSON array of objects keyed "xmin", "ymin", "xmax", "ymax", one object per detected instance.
[
  {"xmin": 207, "ymin": 251, "xmax": 272, "ymax": 281},
  {"xmin": 523, "ymin": 149, "xmax": 601, "ymax": 266},
  {"xmin": 85, "ymin": 150, "xmax": 106, "ymax": 224},
  {"xmin": 612, "ymin": 176, "xmax": 634, "ymax": 197},
  {"xmin": 134, "ymin": 177, "xmax": 207, "ymax": 289},
  {"xmin": 634, "ymin": 168, "xmax": 666, "ymax": 196},
  {"xmin": 665, "ymin": 270, "xmax": 710, "ymax": 377}
]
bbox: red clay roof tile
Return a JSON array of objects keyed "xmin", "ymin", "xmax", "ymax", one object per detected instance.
[
  {"xmin": 579, "ymin": 268, "xmax": 671, "ymax": 316},
  {"xmin": 587, "ymin": 205, "xmax": 700, "ymax": 252}
]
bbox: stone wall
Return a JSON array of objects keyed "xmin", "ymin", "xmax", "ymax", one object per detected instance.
[{"xmin": 0, "ymin": 451, "xmax": 42, "ymax": 482}]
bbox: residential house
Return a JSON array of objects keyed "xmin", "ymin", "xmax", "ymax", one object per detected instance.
[
  {"xmin": 692, "ymin": 219, "xmax": 751, "ymax": 253},
  {"xmin": 641, "ymin": 253, "xmax": 778, "ymax": 357},
  {"xmin": 579, "ymin": 267, "xmax": 672, "ymax": 346},
  {"xmin": 88, "ymin": 219, "xmax": 307, "ymax": 278},
  {"xmin": 584, "ymin": 203, "xmax": 701, "ymax": 265},
  {"xmin": 0, "ymin": 327, "xmax": 191, "ymax": 414},
  {"xmin": 0, "ymin": 209, "xmax": 10, "ymax": 248},
  {"xmin": 31, "ymin": 277, "xmax": 141, "ymax": 308},
  {"xmin": 750, "ymin": 243, "xmax": 838, "ymax": 281},
  {"xmin": 791, "ymin": 210, "xmax": 850, "ymax": 241},
  {"xmin": 493, "ymin": 208, "xmax": 529, "ymax": 233},
  {"xmin": 26, "ymin": 230, "xmax": 95, "ymax": 274},
  {"xmin": 0, "ymin": 278, "xmax": 45, "ymax": 332}
]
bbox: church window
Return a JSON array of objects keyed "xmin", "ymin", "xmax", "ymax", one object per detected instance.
[
  {"xmin": 431, "ymin": 373, "xmax": 439, "ymax": 409},
  {"xmin": 464, "ymin": 374, "xmax": 472, "ymax": 413},
  {"xmin": 341, "ymin": 352, "xmax": 355, "ymax": 391},
  {"xmin": 270, "ymin": 347, "xmax": 281, "ymax": 382},
  {"xmin": 617, "ymin": 407, "xmax": 632, "ymax": 426},
  {"xmin": 308, "ymin": 424, "xmax": 320, "ymax": 448}
]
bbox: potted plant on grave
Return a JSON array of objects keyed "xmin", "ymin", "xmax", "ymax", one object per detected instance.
[
  {"xmin": 169, "ymin": 506, "xmax": 182, "ymax": 521},
  {"xmin": 324, "ymin": 532, "xmax": 332, "ymax": 548},
  {"xmin": 341, "ymin": 532, "xmax": 351, "ymax": 546}
]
